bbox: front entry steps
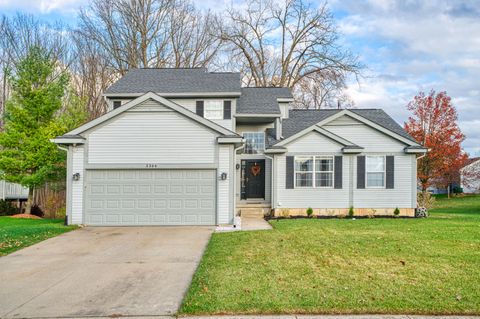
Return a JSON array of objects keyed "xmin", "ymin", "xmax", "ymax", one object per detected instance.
[
  {"xmin": 237, "ymin": 203, "xmax": 271, "ymax": 218},
  {"xmin": 238, "ymin": 205, "xmax": 273, "ymax": 230}
]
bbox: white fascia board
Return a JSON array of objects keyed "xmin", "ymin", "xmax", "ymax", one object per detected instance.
[
  {"xmin": 342, "ymin": 148, "xmax": 364, "ymax": 154},
  {"xmin": 315, "ymin": 127, "xmax": 357, "ymax": 146},
  {"xmin": 65, "ymin": 92, "xmax": 238, "ymax": 137},
  {"xmin": 217, "ymin": 137, "xmax": 245, "ymax": 144},
  {"xmin": 275, "ymin": 122, "xmax": 358, "ymax": 147},
  {"xmin": 103, "ymin": 92, "xmax": 242, "ymax": 98},
  {"xmin": 320, "ymin": 110, "xmax": 420, "ymax": 146},
  {"xmin": 234, "ymin": 114, "xmax": 281, "ymax": 118},
  {"xmin": 277, "ymin": 98, "xmax": 294, "ymax": 103},
  {"xmin": 264, "ymin": 148, "xmax": 287, "ymax": 154},
  {"xmin": 50, "ymin": 138, "xmax": 85, "ymax": 145},
  {"xmin": 404, "ymin": 148, "xmax": 428, "ymax": 154}
]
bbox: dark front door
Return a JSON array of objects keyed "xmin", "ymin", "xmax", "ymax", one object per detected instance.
[{"xmin": 244, "ymin": 160, "xmax": 265, "ymax": 199}]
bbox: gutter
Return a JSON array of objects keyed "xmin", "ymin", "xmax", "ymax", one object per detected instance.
[{"xmin": 233, "ymin": 143, "xmax": 245, "ymax": 226}]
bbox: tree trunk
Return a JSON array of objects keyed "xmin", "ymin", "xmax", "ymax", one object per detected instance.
[
  {"xmin": 25, "ymin": 187, "xmax": 34, "ymax": 215},
  {"xmin": 447, "ymin": 184, "xmax": 450, "ymax": 199}
]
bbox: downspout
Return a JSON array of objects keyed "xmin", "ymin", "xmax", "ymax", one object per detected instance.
[
  {"xmin": 264, "ymin": 154, "xmax": 275, "ymax": 212},
  {"xmin": 233, "ymin": 142, "xmax": 245, "ymax": 226},
  {"xmin": 56, "ymin": 144, "xmax": 69, "ymax": 225}
]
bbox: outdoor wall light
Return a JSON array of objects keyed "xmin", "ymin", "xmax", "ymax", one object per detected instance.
[
  {"xmin": 236, "ymin": 163, "xmax": 240, "ymax": 170},
  {"xmin": 73, "ymin": 173, "xmax": 81, "ymax": 181},
  {"xmin": 220, "ymin": 172, "xmax": 228, "ymax": 180}
]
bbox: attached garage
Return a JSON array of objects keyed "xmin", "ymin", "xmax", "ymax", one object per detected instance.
[
  {"xmin": 54, "ymin": 93, "xmax": 241, "ymax": 226},
  {"xmin": 85, "ymin": 169, "xmax": 216, "ymax": 226}
]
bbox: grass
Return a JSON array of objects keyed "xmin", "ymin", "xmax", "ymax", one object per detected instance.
[
  {"xmin": 0, "ymin": 217, "xmax": 77, "ymax": 256},
  {"xmin": 180, "ymin": 195, "xmax": 480, "ymax": 315}
]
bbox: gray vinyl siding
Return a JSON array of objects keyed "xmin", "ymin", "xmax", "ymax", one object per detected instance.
[
  {"xmin": 87, "ymin": 107, "xmax": 218, "ymax": 164},
  {"xmin": 324, "ymin": 120, "xmax": 406, "ymax": 153},
  {"xmin": 128, "ymin": 99, "xmax": 170, "ymax": 112},
  {"xmin": 71, "ymin": 146, "xmax": 84, "ymax": 225},
  {"xmin": 218, "ymin": 144, "xmax": 233, "ymax": 224},
  {"xmin": 273, "ymin": 118, "xmax": 416, "ymax": 209},
  {"xmin": 286, "ymin": 131, "xmax": 342, "ymax": 153},
  {"xmin": 353, "ymin": 154, "xmax": 415, "ymax": 208}
]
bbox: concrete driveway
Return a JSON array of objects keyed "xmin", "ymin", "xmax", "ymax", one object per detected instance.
[{"xmin": 0, "ymin": 226, "xmax": 212, "ymax": 318}]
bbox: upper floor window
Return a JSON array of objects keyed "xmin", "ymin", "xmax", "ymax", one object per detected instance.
[
  {"xmin": 243, "ymin": 132, "xmax": 265, "ymax": 154},
  {"xmin": 366, "ymin": 156, "xmax": 385, "ymax": 188},
  {"xmin": 295, "ymin": 156, "xmax": 334, "ymax": 188},
  {"xmin": 204, "ymin": 100, "xmax": 223, "ymax": 119}
]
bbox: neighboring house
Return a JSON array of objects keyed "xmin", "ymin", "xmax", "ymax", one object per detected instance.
[
  {"xmin": 53, "ymin": 68, "xmax": 427, "ymax": 226},
  {"xmin": 0, "ymin": 180, "xmax": 29, "ymax": 201},
  {"xmin": 461, "ymin": 157, "xmax": 480, "ymax": 194}
]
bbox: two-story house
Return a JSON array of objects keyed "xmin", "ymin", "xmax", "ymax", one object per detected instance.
[{"xmin": 53, "ymin": 68, "xmax": 427, "ymax": 226}]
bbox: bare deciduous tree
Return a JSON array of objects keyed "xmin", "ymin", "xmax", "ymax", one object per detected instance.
[
  {"xmin": 169, "ymin": 0, "xmax": 223, "ymax": 68},
  {"xmin": 292, "ymin": 71, "xmax": 354, "ymax": 109},
  {"xmin": 71, "ymin": 33, "xmax": 115, "ymax": 119},
  {"xmin": 77, "ymin": 0, "xmax": 222, "ymax": 75},
  {"xmin": 221, "ymin": 0, "xmax": 361, "ymax": 108}
]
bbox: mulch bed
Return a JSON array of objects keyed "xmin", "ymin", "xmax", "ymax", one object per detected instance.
[
  {"xmin": 9, "ymin": 214, "xmax": 42, "ymax": 219},
  {"xmin": 266, "ymin": 215, "xmax": 416, "ymax": 220}
]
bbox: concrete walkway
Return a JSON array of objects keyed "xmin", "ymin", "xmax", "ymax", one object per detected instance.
[
  {"xmin": 55, "ymin": 315, "xmax": 480, "ymax": 318},
  {"xmin": 178, "ymin": 315, "xmax": 479, "ymax": 319},
  {"xmin": 0, "ymin": 226, "xmax": 212, "ymax": 318},
  {"xmin": 241, "ymin": 217, "xmax": 272, "ymax": 231}
]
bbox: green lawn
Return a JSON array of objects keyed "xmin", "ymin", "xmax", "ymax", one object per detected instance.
[
  {"xmin": 181, "ymin": 195, "xmax": 480, "ymax": 315},
  {"xmin": 0, "ymin": 217, "xmax": 77, "ymax": 256}
]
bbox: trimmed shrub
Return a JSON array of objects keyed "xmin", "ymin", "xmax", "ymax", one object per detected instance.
[
  {"xmin": 306, "ymin": 207, "xmax": 313, "ymax": 217},
  {"xmin": 0, "ymin": 200, "xmax": 18, "ymax": 216},
  {"xmin": 30, "ymin": 205, "xmax": 44, "ymax": 218},
  {"xmin": 394, "ymin": 207, "xmax": 400, "ymax": 217},
  {"xmin": 348, "ymin": 206, "xmax": 354, "ymax": 218},
  {"xmin": 453, "ymin": 186, "xmax": 463, "ymax": 194}
]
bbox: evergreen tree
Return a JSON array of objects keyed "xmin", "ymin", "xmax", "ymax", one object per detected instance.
[{"xmin": 0, "ymin": 46, "xmax": 86, "ymax": 214}]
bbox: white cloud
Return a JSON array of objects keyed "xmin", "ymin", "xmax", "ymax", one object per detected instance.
[
  {"xmin": 332, "ymin": 0, "xmax": 480, "ymax": 156},
  {"xmin": 0, "ymin": 0, "xmax": 83, "ymax": 14}
]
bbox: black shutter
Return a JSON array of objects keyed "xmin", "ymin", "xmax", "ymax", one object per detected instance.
[
  {"xmin": 386, "ymin": 156, "xmax": 395, "ymax": 189},
  {"xmin": 113, "ymin": 101, "xmax": 122, "ymax": 109},
  {"xmin": 357, "ymin": 156, "xmax": 365, "ymax": 189},
  {"xmin": 334, "ymin": 156, "xmax": 343, "ymax": 189},
  {"xmin": 223, "ymin": 100, "xmax": 231, "ymax": 119},
  {"xmin": 286, "ymin": 156, "xmax": 294, "ymax": 189},
  {"xmin": 196, "ymin": 101, "xmax": 204, "ymax": 117}
]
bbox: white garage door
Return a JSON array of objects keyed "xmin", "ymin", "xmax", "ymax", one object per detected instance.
[{"xmin": 84, "ymin": 169, "xmax": 216, "ymax": 225}]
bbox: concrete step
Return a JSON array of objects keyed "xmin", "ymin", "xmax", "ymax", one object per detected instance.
[{"xmin": 240, "ymin": 207, "xmax": 270, "ymax": 218}]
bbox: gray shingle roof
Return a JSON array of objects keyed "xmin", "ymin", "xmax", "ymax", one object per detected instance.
[
  {"xmin": 237, "ymin": 87, "xmax": 293, "ymax": 114},
  {"xmin": 105, "ymin": 68, "xmax": 241, "ymax": 94},
  {"xmin": 281, "ymin": 109, "xmax": 341, "ymax": 139},
  {"xmin": 278, "ymin": 109, "xmax": 417, "ymax": 144}
]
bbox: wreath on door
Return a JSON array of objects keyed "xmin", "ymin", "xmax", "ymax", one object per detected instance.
[{"xmin": 251, "ymin": 164, "xmax": 261, "ymax": 176}]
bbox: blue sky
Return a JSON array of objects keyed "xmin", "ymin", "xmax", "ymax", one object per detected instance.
[{"xmin": 1, "ymin": 0, "xmax": 479, "ymax": 156}]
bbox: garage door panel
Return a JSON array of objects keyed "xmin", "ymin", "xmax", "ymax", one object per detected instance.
[{"xmin": 85, "ymin": 169, "xmax": 216, "ymax": 226}]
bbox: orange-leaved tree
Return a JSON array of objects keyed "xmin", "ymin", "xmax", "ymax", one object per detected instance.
[{"xmin": 404, "ymin": 90, "xmax": 467, "ymax": 194}]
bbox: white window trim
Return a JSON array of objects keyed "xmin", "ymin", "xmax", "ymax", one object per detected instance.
[
  {"xmin": 366, "ymin": 155, "xmax": 386, "ymax": 189},
  {"xmin": 243, "ymin": 132, "xmax": 265, "ymax": 154},
  {"xmin": 204, "ymin": 100, "xmax": 224, "ymax": 120},
  {"xmin": 294, "ymin": 155, "xmax": 335, "ymax": 189}
]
